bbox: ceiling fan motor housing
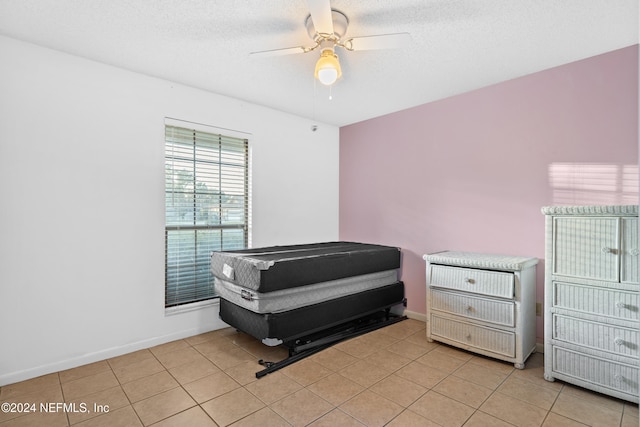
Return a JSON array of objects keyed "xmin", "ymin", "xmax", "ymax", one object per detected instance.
[{"xmin": 305, "ymin": 9, "xmax": 349, "ymax": 42}]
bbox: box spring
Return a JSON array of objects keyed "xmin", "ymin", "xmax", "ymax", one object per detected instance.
[
  {"xmin": 210, "ymin": 241, "xmax": 401, "ymax": 293},
  {"xmin": 214, "ymin": 270, "xmax": 398, "ymax": 314},
  {"xmin": 219, "ymin": 281, "xmax": 405, "ymax": 344}
]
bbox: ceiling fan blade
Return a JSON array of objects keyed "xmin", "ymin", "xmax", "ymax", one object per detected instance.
[
  {"xmin": 307, "ymin": 0, "xmax": 334, "ymax": 35},
  {"xmin": 250, "ymin": 46, "xmax": 306, "ymax": 57},
  {"xmin": 345, "ymin": 32, "xmax": 412, "ymax": 51}
]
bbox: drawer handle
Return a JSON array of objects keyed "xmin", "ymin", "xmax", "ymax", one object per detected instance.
[
  {"xmin": 615, "ymin": 301, "xmax": 627, "ymax": 309},
  {"xmin": 614, "ymin": 337, "xmax": 625, "ymax": 346},
  {"xmin": 614, "ymin": 374, "xmax": 623, "ymax": 382},
  {"xmin": 601, "ymin": 247, "xmax": 617, "ymax": 254},
  {"xmin": 465, "ymin": 333, "xmax": 472, "ymax": 341},
  {"xmin": 630, "ymin": 248, "xmax": 640, "ymax": 256},
  {"xmin": 465, "ymin": 305, "xmax": 473, "ymax": 312},
  {"xmin": 464, "ymin": 278, "xmax": 475, "ymax": 284}
]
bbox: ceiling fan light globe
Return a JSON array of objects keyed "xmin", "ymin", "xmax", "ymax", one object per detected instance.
[
  {"xmin": 314, "ymin": 49, "xmax": 342, "ymax": 85},
  {"xmin": 317, "ymin": 68, "xmax": 338, "ymax": 85}
]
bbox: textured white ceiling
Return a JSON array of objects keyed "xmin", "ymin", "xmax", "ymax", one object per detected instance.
[{"xmin": 0, "ymin": 0, "xmax": 637, "ymax": 126}]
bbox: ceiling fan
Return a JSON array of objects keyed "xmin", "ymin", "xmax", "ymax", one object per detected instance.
[{"xmin": 250, "ymin": 0, "xmax": 411, "ymax": 86}]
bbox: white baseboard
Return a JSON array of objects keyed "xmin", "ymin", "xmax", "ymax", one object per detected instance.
[
  {"xmin": 403, "ymin": 309, "xmax": 426, "ymax": 323},
  {"xmin": 0, "ymin": 320, "xmax": 227, "ymax": 387}
]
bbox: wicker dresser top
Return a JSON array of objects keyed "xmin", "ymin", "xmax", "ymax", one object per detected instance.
[
  {"xmin": 423, "ymin": 251, "xmax": 539, "ymax": 271},
  {"xmin": 541, "ymin": 205, "xmax": 638, "ymax": 216}
]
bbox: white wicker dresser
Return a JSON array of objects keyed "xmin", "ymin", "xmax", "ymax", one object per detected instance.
[
  {"xmin": 542, "ymin": 205, "xmax": 639, "ymax": 403},
  {"xmin": 423, "ymin": 251, "xmax": 538, "ymax": 369}
]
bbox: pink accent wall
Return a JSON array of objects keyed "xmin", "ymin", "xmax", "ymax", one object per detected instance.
[{"xmin": 339, "ymin": 45, "xmax": 639, "ymax": 341}]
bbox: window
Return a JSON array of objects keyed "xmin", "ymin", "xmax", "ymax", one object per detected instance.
[{"xmin": 165, "ymin": 123, "xmax": 249, "ymax": 307}]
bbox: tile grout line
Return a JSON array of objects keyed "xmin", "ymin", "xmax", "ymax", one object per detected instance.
[
  {"xmin": 57, "ymin": 372, "xmax": 72, "ymax": 427},
  {"xmin": 151, "ymin": 339, "xmax": 221, "ymax": 427}
]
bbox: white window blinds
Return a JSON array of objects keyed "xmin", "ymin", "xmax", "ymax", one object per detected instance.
[{"xmin": 165, "ymin": 124, "xmax": 248, "ymax": 307}]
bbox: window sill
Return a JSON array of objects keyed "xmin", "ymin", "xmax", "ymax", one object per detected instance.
[{"xmin": 164, "ymin": 298, "xmax": 219, "ymax": 316}]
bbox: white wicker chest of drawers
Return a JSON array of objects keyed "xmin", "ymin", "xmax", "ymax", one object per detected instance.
[
  {"xmin": 423, "ymin": 251, "xmax": 538, "ymax": 369},
  {"xmin": 542, "ymin": 205, "xmax": 639, "ymax": 403}
]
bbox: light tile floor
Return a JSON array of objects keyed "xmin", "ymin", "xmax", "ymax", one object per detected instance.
[{"xmin": 1, "ymin": 319, "xmax": 638, "ymax": 426}]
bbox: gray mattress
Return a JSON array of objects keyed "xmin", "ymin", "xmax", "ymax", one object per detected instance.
[
  {"xmin": 210, "ymin": 241, "xmax": 401, "ymax": 293},
  {"xmin": 214, "ymin": 270, "xmax": 398, "ymax": 314}
]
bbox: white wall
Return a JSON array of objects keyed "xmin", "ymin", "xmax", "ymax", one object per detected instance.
[{"xmin": 0, "ymin": 36, "xmax": 339, "ymax": 386}]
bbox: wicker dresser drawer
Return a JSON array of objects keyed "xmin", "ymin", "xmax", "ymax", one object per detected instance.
[
  {"xmin": 431, "ymin": 315, "xmax": 515, "ymax": 357},
  {"xmin": 552, "ymin": 314, "xmax": 639, "ymax": 358},
  {"xmin": 430, "ymin": 289, "xmax": 515, "ymax": 327},
  {"xmin": 552, "ymin": 346, "xmax": 638, "ymax": 398},
  {"xmin": 430, "ymin": 265, "xmax": 514, "ymax": 298},
  {"xmin": 553, "ymin": 281, "xmax": 639, "ymax": 321}
]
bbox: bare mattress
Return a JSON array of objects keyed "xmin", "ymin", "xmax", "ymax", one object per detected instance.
[
  {"xmin": 210, "ymin": 241, "xmax": 401, "ymax": 293},
  {"xmin": 214, "ymin": 269, "xmax": 398, "ymax": 314}
]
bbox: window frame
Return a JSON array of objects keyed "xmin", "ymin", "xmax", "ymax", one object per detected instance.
[{"xmin": 164, "ymin": 118, "xmax": 250, "ymax": 309}]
